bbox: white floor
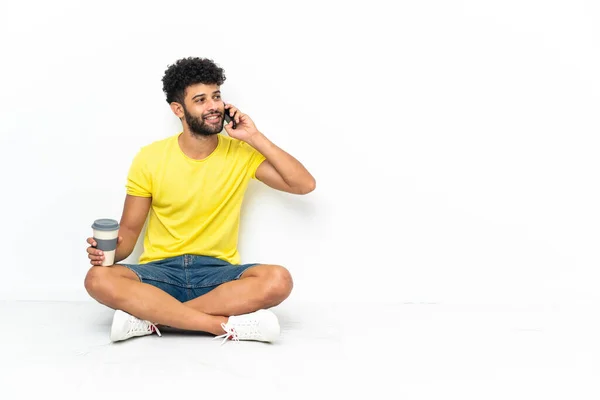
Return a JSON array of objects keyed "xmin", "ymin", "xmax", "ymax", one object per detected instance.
[{"xmin": 0, "ymin": 300, "xmax": 597, "ymax": 399}]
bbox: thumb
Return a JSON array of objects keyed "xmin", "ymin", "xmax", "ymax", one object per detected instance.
[{"xmin": 117, "ymin": 236, "xmax": 123, "ymax": 244}]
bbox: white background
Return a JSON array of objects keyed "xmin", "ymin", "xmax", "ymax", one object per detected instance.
[{"xmin": 0, "ymin": 0, "xmax": 598, "ymax": 306}]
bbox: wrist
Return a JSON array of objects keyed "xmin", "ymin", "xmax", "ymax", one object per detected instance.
[{"xmin": 247, "ymin": 131, "xmax": 266, "ymax": 148}]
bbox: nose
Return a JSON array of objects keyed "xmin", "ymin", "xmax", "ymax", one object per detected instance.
[{"xmin": 207, "ymin": 98, "xmax": 221, "ymax": 114}]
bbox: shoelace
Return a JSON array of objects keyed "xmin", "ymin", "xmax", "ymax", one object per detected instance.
[
  {"xmin": 214, "ymin": 323, "xmax": 238, "ymax": 345},
  {"xmin": 128, "ymin": 316, "xmax": 162, "ymax": 337}
]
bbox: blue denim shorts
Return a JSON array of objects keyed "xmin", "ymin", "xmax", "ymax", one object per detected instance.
[{"xmin": 119, "ymin": 254, "xmax": 259, "ymax": 302}]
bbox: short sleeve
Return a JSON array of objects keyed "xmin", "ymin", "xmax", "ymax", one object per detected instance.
[
  {"xmin": 125, "ymin": 149, "xmax": 152, "ymax": 197},
  {"xmin": 247, "ymin": 146, "xmax": 266, "ymax": 180}
]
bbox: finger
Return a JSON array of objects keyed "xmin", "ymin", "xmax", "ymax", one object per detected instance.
[
  {"xmin": 90, "ymin": 260, "xmax": 104, "ymax": 266},
  {"xmin": 117, "ymin": 236, "xmax": 123, "ymax": 244},
  {"xmin": 87, "ymin": 247, "xmax": 104, "ymax": 256},
  {"xmin": 237, "ymin": 113, "xmax": 247, "ymax": 125},
  {"xmin": 87, "ymin": 237, "xmax": 97, "ymax": 246},
  {"xmin": 88, "ymin": 254, "xmax": 105, "ymax": 261},
  {"xmin": 228, "ymin": 105, "xmax": 240, "ymax": 117}
]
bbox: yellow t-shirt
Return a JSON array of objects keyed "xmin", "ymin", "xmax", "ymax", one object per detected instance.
[{"xmin": 125, "ymin": 133, "xmax": 266, "ymax": 265}]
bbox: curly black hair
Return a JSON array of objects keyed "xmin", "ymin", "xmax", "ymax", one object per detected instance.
[{"xmin": 161, "ymin": 57, "xmax": 226, "ymax": 104}]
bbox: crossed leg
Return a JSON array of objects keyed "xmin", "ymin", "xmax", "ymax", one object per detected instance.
[
  {"xmin": 84, "ymin": 264, "xmax": 293, "ymax": 335},
  {"xmin": 184, "ymin": 264, "xmax": 293, "ymax": 316}
]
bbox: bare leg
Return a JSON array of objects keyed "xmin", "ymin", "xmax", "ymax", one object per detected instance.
[
  {"xmin": 84, "ymin": 265, "xmax": 227, "ymax": 335},
  {"xmin": 184, "ymin": 264, "xmax": 293, "ymax": 316}
]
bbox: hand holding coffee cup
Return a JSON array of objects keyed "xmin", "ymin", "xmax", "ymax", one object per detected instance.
[{"xmin": 88, "ymin": 219, "xmax": 122, "ymax": 266}]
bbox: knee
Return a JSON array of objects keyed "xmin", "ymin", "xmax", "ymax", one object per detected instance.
[
  {"xmin": 263, "ymin": 265, "xmax": 293, "ymax": 303},
  {"xmin": 84, "ymin": 266, "xmax": 116, "ymax": 301}
]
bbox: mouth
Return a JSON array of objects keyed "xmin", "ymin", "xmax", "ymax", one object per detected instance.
[{"xmin": 204, "ymin": 114, "xmax": 222, "ymax": 123}]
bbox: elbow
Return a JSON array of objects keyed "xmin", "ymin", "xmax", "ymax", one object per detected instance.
[
  {"xmin": 307, "ymin": 178, "xmax": 316, "ymax": 193},
  {"xmin": 297, "ymin": 178, "xmax": 316, "ymax": 195}
]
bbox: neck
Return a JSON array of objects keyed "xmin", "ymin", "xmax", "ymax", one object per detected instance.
[{"xmin": 178, "ymin": 128, "xmax": 219, "ymax": 160}]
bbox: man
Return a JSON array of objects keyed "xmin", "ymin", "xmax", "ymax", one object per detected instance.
[{"xmin": 84, "ymin": 57, "xmax": 316, "ymax": 344}]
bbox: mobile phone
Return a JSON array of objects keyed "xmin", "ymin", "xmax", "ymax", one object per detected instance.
[{"xmin": 224, "ymin": 104, "xmax": 237, "ymax": 129}]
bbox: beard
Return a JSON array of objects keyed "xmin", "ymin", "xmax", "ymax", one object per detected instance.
[{"xmin": 183, "ymin": 105, "xmax": 224, "ymax": 137}]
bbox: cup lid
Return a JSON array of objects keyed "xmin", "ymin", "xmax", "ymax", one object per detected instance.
[{"xmin": 92, "ymin": 219, "xmax": 120, "ymax": 231}]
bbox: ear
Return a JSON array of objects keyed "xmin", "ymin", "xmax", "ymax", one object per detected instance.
[{"xmin": 170, "ymin": 102, "xmax": 185, "ymax": 119}]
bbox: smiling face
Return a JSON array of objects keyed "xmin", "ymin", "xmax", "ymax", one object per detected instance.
[{"xmin": 177, "ymin": 83, "xmax": 225, "ymax": 137}]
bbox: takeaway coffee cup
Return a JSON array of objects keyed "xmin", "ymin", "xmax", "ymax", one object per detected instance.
[{"xmin": 92, "ymin": 219, "xmax": 120, "ymax": 266}]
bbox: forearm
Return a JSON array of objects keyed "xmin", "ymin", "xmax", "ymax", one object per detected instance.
[
  {"xmin": 115, "ymin": 227, "xmax": 139, "ymax": 263},
  {"xmin": 248, "ymin": 132, "xmax": 315, "ymax": 191}
]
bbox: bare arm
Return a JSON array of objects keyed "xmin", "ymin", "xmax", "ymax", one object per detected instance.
[
  {"xmin": 250, "ymin": 134, "xmax": 316, "ymax": 195},
  {"xmin": 115, "ymin": 195, "xmax": 151, "ymax": 263},
  {"xmin": 222, "ymin": 104, "xmax": 316, "ymax": 195}
]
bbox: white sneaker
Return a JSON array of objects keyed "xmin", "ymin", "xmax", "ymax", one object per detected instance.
[
  {"xmin": 110, "ymin": 310, "xmax": 162, "ymax": 342},
  {"xmin": 214, "ymin": 309, "xmax": 280, "ymax": 344}
]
